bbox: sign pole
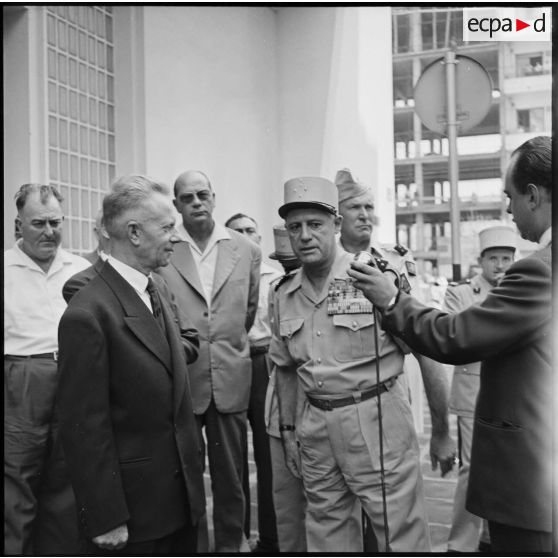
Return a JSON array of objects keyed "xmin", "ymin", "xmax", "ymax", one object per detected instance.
[{"xmin": 445, "ymin": 49, "xmax": 461, "ymax": 281}]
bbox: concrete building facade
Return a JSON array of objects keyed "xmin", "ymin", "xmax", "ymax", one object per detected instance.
[{"xmin": 4, "ymin": 5, "xmax": 397, "ymax": 261}]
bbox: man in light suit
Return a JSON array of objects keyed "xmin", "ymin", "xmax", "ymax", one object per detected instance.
[
  {"xmin": 158, "ymin": 170, "xmax": 261, "ymax": 552},
  {"xmin": 57, "ymin": 175, "xmax": 205, "ymax": 554},
  {"xmin": 349, "ymin": 135, "xmax": 552, "ymax": 553}
]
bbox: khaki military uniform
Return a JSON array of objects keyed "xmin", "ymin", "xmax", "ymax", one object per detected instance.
[
  {"xmin": 269, "ymin": 248, "xmax": 430, "ymax": 552},
  {"xmin": 264, "ymin": 272, "xmax": 308, "ymax": 552},
  {"xmin": 443, "ymin": 274, "xmax": 492, "ymax": 552}
]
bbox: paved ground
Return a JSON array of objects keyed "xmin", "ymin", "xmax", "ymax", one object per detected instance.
[{"xmin": 203, "ymin": 395, "xmax": 459, "ymax": 553}]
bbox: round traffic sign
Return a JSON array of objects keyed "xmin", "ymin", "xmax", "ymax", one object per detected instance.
[{"xmin": 414, "ymin": 55, "xmax": 493, "ymax": 135}]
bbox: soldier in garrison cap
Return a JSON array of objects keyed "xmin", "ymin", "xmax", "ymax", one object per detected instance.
[
  {"xmin": 335, "ymin": 168, "xmax": 456, "ymax": 477},
  {"xmin": 444, "ymin": 225, "xmax": 516, "ymax": 553},
  {"xmin": 269, "ymin": 177, "xmax": 431, "ymax": 552}
]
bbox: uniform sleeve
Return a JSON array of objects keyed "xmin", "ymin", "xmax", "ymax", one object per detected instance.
[
  {"xmin": 382, "ymin": 257, "xmax": 551, "ymax": 365},
  {"xmin": 57, "ymin": 306, "xmax": 130, "ymax": 538},
  {"xmin": 442, "ymin": 285, "xmax": 465, "ymax": 315}
]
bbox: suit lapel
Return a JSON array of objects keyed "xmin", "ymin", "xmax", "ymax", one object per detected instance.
[
  {"xmin": 170, "ymin": 242, "xmax": 206, "ymax": 301},
  {"xmin": 212, "ymin": 239, "xmax": 240, "ymax": 300},
  {"xmin": 100, "ymin": 263, "xmax": 172, "ymax": 372}
]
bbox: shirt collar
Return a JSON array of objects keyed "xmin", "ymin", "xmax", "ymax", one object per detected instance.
[
  {"xmin": 539, "ymin": 227, "xmax": 551, "ymax": 247},
  {"xmin": 107, "ymin": 256, "xmax": 149, "ymax": 294},
  {"xmin": 7, "ymin": 240, "xmax": 72, "ymax": 273},
  {"xmin": 176, "ymin": 221, "xmax": 231, "ymax": 246},
  {"xmin": 286, "ymin": 246, "xmax": 350, "ymax": 295}
]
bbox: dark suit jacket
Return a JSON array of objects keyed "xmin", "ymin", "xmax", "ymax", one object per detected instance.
[
  {"xmin": 57, "ymin": 262, "xmax": 206, "ymax": 542},
  {"xmin": 157, "ymin": 230, "xmax": 261, "ymax": 414},
  {"xmin": 383, "ymin": 246, "xmax": 552, "ymax": 531},
  {"xmin": 63, "ymin": 258, "xmax": 199, "ymax": 364}
]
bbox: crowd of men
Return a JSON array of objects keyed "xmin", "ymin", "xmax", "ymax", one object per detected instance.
[{"xmin": 3, "ymin": 135, "xmax": 552, "ymax": 555}]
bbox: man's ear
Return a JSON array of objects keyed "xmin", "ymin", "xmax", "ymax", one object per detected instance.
[
  {"xmin": 526, "ymin": 183, "xmax": 541, "ymax": 210},
  {"xmin": 127, "ymin": 221, "xmax": 141, "ymax": 246},
  {"xmin": 334, "ymin": 214, "xmax": 343, "ymax": 232}
]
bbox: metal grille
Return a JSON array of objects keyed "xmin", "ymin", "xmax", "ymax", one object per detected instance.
[{"xmin": 46, "ymin": 5, "xmax": 115, "ymax": 253}]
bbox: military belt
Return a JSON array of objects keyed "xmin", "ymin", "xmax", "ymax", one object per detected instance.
[{"xmin": 306, "ymin": 378, "xmax": 395, "ymax": 411}]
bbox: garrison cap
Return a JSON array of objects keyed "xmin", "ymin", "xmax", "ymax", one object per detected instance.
[
  {"xmin": 278, "ymin": 177, "xmax": 337, "ymax": 219},
  {"xmin": 335, "ymin": 168, "xmax": 373, "ymax": 204},
  {"xmin": 479, "ymin": 225, "xmax": 516, "ymax": 255},
  {"xmin": 269, "ymin": 224, "xmax": 297, "ymax": 261}
]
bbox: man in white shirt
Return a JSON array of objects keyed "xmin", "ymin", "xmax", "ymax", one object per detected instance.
[
  {"xmin": 4, "ymin": 183, "xmax": 90, "ymax": 555},
  {"xmin": 158, "ymin": 171, "xmax": 261, "ymax": 552},
  {"xmin": 225, "ymin": 213, "xmax": 281, "ymax": 553}
]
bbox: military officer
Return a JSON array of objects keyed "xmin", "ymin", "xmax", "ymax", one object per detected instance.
[
  {"xmin": 269, "ymin": 177, "xmax": 431, "ymax": 552},
  {"xmin": 264, "ymin": 225, "xmax": 307, "ymax": 552},
  {"xmin": 445, "ymin": 225, "xmax": 516, "ymax": 553},
  {"xmin": 335, "ymin": 169, "xmax": 456, "ymax": 479}
]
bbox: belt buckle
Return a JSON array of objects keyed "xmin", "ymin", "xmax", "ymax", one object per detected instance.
[
  {"xmin": 352, "ymin": 392, "xmax": 362, "ymax": 404},
  {"xmin": 53, "ymin": 351, "xmax": 58, "ymax": 362},
  {"xmin": 320, "ymin": 399, "xmax": 332, "ymax": 411}
]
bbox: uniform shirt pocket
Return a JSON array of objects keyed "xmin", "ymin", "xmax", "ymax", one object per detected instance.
[
  {"xmin": 332, "ymin": 314, "xmax": 375, "ymax": 362},
  {"xmin": 279, "ymin": 317, "xmax": 305, "ymax": 361}
]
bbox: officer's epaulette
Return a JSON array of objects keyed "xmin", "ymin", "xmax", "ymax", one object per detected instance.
[
  {"xmin": 394, "ymin": 243, "xmax": 408, "ymax": 256},
  {"xmin": 274, "ymin": 270, "xmax": 296, "ymax": 292},
  {"xmin": 448, "ymin": 278, "xmax": 471, "ymax": 287}
]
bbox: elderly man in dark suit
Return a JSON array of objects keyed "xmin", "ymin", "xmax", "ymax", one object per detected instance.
[
  {"xmin": 57, "ymin": 175, "xmax": 205, "ymax": 554},
  {"xmin": 158, "ymin": 170, "xmax": 260, "ymax": 552},
  {"xmin": 349, "ymin": 136, "xmax": 552, "ymax": 553}
]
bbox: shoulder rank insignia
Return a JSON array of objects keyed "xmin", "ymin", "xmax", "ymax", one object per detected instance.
[
  {"xmin": 394, "ymin": 243, "xmax": 408, "ymax": 256},
  {"xmin": 405, "ymin": 260, "xmax": 416, "ymax": 277},
  {"xmin": 274, "ymin": 270, "xmax": 296, "ymax": 292}
]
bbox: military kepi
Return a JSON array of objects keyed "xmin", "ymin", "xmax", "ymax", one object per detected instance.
[
  {"xmin": 335, "ymin": 168, "xmax": 372, "ymax": 204},
  {"xmin": 278, "ymin": 177, "xmax": 337, "ymax": 219},
  {"xmin": 479, "ymin": 225, "xmax": 516, "ymax": 254},
  {"xmin": 269, "ymin": 224, "xmax": 297, "ymax": 261}
]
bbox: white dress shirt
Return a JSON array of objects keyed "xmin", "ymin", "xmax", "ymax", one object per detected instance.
[
  {"xmin": 107, "ymin": 256, "xmax": 153, "ymax": 313},
  {"xmin": 249, "ymin": 262, "xmax": 282, "ymax": 347},
  {"xmin": 539, "ymin": 227, "xmax": 551, "ymax": 247},
  {"xmin": 176, "ymin": 221, "xmax": 231, "ymax": 306},
  {"xmin": 4, "ymin": 241, "xmax": 90, "ymax": 355}
]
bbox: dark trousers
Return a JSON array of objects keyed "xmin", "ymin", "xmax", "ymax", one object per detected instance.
[
  {"xmin": 4, "ymin": 357, "xmax": 80, "ymax": 555},
  {"xmin": 488, "ymin": 520, "xmax": 552, "ymax": 553},
  {"xmin": 85, "ymin": 523, "xmax": 198, "ymax": 556},
  {"xmin": 242, "ymin": 350, "xmax": 278, "ymax": 550},
  {"xmin": 196, "ymin": 399, "xmax": 247, "ymax": 552}
]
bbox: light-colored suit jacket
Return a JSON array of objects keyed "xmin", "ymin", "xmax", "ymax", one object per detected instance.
[{"xmin": 158, "ymin": 229, "xmax": 261, "ymax": 414}]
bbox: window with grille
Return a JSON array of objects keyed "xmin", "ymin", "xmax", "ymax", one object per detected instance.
[{"xmin": 46, "ymin": 5, "xmax": 115, "ymax": 253}]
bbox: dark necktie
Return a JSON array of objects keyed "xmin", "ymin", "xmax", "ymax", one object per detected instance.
[{"xmin": 146, "ymin": 277, "xmax": 167, "ymax": 337}]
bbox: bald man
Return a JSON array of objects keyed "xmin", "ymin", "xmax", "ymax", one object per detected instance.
[{"xmin": 158, "ymin": 171, "xmax": 261, "ymax": 552}]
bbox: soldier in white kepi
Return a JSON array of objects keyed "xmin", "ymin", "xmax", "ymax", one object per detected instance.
[
  {"xmin": 269, "ymin": 176, "xmax": 431, "ymax": 552},
  {"xmin": 444, "ymin": 225, "xmax": 516, "ymax": 553},
  {"xmin": 335, "ymin": 168, "xmax": 456, "ymax": 476}
]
